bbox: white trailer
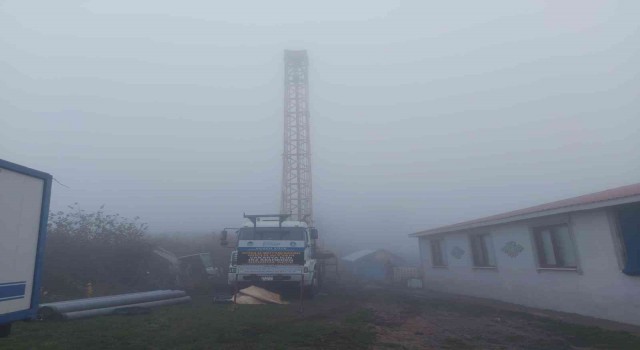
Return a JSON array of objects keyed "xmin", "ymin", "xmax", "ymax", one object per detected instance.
[{"xmin": 0, "ymin": 159, "xmax": 52, "ymax": 337}]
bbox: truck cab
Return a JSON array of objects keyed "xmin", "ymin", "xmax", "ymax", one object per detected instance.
[{"xmin": 224, "ymin": 214, "xmax": 320, "ymax": 294}]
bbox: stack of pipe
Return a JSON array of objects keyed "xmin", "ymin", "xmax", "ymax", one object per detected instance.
[{"xmin": 38, "ymin": 290, "xmax": 190, "ymax": 320}]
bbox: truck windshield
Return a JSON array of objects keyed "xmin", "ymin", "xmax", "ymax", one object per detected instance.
[{"xmin": 238, "ymin": 227, "xmax": 306, "ymax": 241}]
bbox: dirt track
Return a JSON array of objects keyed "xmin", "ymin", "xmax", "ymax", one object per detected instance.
[{"xmin": 311, "ymin": 283, "xmax": 640, "ymax": 349}]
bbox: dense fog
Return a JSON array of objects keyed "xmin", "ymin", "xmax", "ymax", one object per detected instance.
[{"xmin": 2, "ymin": 0, "xmax": 639, "ymax": 260}]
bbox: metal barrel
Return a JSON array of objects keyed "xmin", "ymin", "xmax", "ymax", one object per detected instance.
[{"xmin": 38, "ymin": 290, "xmax": 186, "ymax": 319}]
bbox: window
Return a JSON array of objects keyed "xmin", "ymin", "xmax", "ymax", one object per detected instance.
[
  {"xmin": 533, "ymin": 224, "xmax": 577, "ymax": 269},
  {"xmin": 430, "ymin": 239, "xmax": 446, "ymax": 267},
  {"xmin": 237, "ymin": 227, "xmax": 306, "ymax": 241},
  {"xmin": 470, "ymin": 233, "xmax": 496, "ymax": 267},
  {"xmin": 615, "ymin": 204, "xmax": 640, "ymax": 276}
]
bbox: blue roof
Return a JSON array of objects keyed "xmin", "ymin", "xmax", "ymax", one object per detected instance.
[{"xmin": 341, "ymin": 249, "xmax": 376, "ymax": 262}]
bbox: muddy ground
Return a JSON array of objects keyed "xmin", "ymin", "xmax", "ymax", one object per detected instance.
[
  {"xmin": 2, "ymin": 283, "xmax": 640, "ymax": 349},
  {"xmin": 303, "ymin": 283, "xmax": 640, "ymax": 349}
]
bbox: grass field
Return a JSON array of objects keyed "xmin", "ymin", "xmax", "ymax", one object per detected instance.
[
  {"xmin": 2, "ymin": 286, "xmax": 640, "ymax": 349},
  {"xmin": 1, "ymin": 294, "xmax": 375, "ymax": 350}
]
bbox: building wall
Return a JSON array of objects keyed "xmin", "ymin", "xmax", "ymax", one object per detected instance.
[{"xmin": 418, "ymin": 209, "xmax": 640, "ymax": 325}]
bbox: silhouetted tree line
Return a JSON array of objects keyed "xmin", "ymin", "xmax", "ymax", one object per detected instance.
[
  {"xmin": 41, "ymin": 205, "xmax": 236, "ymax": 300},
  {"xmin": 42, "ymin": 204, "xmax": 155, "ymax": 299}
]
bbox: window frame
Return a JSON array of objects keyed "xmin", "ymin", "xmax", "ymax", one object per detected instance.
[
  {"xmin": 469, "ymin": 233, "xmax": 496, "ymax": 268},
  {"xmin": 429, "ymin": 238, "xmax": 447, "ymax": 268},
  {"xmin": 610, "ymin": 204, "xmax": 640, "ymax": 276},
  {"xmin": 532, "ymin": 223, "xmax": 578, "ymax": 269},
  {"xmin": 607, "ymin": 209, "xmax": 627, "ymax": 271}
]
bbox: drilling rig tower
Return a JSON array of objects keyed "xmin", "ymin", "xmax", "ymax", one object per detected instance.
[{"xmin": 281, "ymin": 50, "xmax": 313, "ymax": 225}]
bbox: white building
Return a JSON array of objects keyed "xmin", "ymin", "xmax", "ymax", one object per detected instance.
[{"xmin": 410, "ymin": 183, "xmax": 640, "ymax": 326}]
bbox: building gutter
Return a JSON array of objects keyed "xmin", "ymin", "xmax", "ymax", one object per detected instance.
[{"xmin": 410, "ymin": 194, "xmax": 640, "ymax": 237}]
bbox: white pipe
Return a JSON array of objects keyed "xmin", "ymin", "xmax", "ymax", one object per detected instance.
[
  {"xmin": 62, "ymin": 296, "xmax": 192, "ymax": 320},
  {"xmin": 39, "ymin": 290, "xmax": 186, "ymax": 320}
]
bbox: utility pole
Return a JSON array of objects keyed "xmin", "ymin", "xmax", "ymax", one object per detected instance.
[{"xmin": 281, "ymin": 50, "xmax": 313, "ymax": 225}]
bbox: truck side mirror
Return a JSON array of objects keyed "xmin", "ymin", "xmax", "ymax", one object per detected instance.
[
  {"xmin": 310, "ymin": 228, "xmax": 318, "ymax": 240},
  {"xmin": 220, "ymin": 230, "xmax": 228, "ymax": 246}
]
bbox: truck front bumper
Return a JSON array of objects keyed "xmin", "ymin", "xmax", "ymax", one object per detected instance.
[{"xmin": 228, "ymin": 272, "xmax": 314, "ymax": 286}]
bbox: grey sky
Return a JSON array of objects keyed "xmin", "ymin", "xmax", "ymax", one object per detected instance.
[{"xmin": 2, "ymin": 0, "xmax": 639, "ymax": 258}]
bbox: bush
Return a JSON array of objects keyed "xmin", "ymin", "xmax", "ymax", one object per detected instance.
[{"xmin": 42, "ymin": 204, "xmax": 153, "ymax": 299}]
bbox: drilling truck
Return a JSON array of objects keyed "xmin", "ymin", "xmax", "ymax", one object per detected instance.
[{"xmin": 221, "ymin": 214, "xmax": 320, "ymax": 296}]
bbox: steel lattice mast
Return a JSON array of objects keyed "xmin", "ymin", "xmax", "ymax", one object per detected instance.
[{"xmin": 281, "ymin": 50, "xmax": 313, "ymax": 225}]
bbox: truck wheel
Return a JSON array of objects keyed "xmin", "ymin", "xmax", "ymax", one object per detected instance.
[
  {"xmin": 305, "ymin": 272, "xmax": 319, "ymax": 299},
  {"xmin": 316, "ymin": 265, "xmax": 323, "ymax": 289},
  {"xmin": 0, "ymin": 323, "xmax": 12, "ymax": 338}
]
